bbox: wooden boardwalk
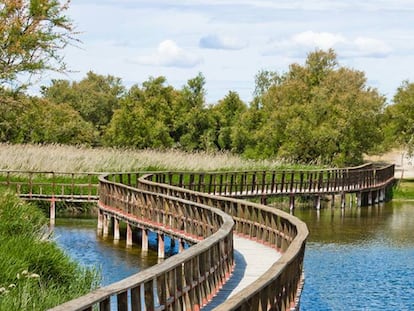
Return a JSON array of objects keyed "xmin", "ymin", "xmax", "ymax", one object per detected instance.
[{"xmin": 202, "ymin": 235, "xmax": 282, "ymax": 310}]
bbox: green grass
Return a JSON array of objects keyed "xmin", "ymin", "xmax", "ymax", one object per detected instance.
[
  {"xmin": 0, "ymin": 190, "xmax": 100, "ymax": 310},
  {"xmin": 392, "ymin": 179, "xmax": 414, "ymax": 200}
]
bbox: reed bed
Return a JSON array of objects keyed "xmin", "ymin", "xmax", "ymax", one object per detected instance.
[{"xmin": 0, "ymin": 143, "xmax": 295, "ymax": 173}]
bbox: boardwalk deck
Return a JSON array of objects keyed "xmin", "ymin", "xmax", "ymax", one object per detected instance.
[{"xmin": 202, "ymin": 235, "xmax": 282, "ymax": 310}]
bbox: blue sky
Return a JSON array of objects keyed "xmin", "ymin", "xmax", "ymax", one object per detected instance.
[{"xmin": 43, "ymin": 0, "xmax": 414, "ymax": 104}]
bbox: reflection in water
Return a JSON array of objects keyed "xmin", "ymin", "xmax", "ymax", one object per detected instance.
[{"xmin": 292, "ymin": 201, "xmax": 414, "ymax": 311}]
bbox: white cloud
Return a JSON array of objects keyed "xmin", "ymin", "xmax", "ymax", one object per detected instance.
[
  {"xmin": 292, "ymin": 31, "xmax": 346, "ymax": 49},
  {"xmin": 350, "ymin": 37, "xmax": 392, "ymax": 58},
  {"xmin": 264, "ymin": 31, "xmax": 392, "ymax": 59},
  {"xmin": 199, "ymin": 34, "xmax": 247, "ymax": 50},
  {"xmin": 134, "ymin": 40, "xmax": 202, "ymax": 68}
]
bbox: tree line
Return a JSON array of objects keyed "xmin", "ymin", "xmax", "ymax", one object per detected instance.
[
  {"xmin": 0, "ymin": 49, "xmax": 413, "ymax": 166},
  {"xmin": 1, "ymin": 1, "xmax": 413, "ymax": 166}
]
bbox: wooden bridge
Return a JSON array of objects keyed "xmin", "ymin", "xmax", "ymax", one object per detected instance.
[{"xmin": 0, "ymin": 163, "xmax": 395, "ymax": 311}]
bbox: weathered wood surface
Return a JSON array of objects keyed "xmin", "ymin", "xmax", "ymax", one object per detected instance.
[{"xmin": 202, "ymin": 235, "xmax": 282, "ymax": 310}]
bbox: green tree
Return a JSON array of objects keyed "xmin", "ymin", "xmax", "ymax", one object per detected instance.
[
  {"xmin": 173, "ymin": 73, "xmax": 215, "ymax": 151},
  {"xmin": 42, "ymin": 71, "xmax": 125, "ymax": 142},
  {"xmin": 384, "ymin": 80, "xmax": 414, "ymax": 155},
  {"xmin": 248, "ymin": 49, "xmax": 385, "ymax": 165},
  {"xmin": 0, "ymin": 0, "xmax": 78, "ymax": 89},
  {"xmin": 104, "ymin": 76, "xmax": 177, "ymax": 148},
  {"xmin": 212, "ymin": 91, "xmax": 247, "ymax": 150},
  {"xmin": 0, "ymin": 89, "xmax": 94, "ymax": 144}
]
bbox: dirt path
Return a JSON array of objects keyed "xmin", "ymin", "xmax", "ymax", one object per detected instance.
[{"xmin": 365, "ymin": 149, "xmax": 414, "ymax": 179}]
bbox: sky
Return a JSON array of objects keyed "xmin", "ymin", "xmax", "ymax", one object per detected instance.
[{"xmin": 38, "ymin": 0, "xmax": 414, "ymax": 104}]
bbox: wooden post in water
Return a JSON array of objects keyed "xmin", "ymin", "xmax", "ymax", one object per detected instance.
[
  {"xmin": 97, "ymin": 209, "xmax": 103, "ymax": 233},
  {"xmin": 380, "ymin": 188, "xmax": 386, "ymax": 201},
  {"xmin": 114, "ymin": 218, "xmax": 120, "ymax": 241},
  {"xmin": 289, "ymin": 195, "xmax": 295, "ymax": 211},
  {"xmin": 368, "ymin": 191, "xmax": 373, "ymax": 205},
  {"xmin": 158, "ymin": 233, "xmax": 165, "ymax": 258},
  {"xmin": 179, "ymin": 238, "xmax": 185, "ymax": 253},
  {"xmin": 374, "ymin": 190, "xmax": 378, "ymax": 204},
  {"xmin": 142, "ymin": 228, "xmax": 148, "ymax": 252},
  {"xmin": 341, "ymin": 192, "xmax": 346, "ymax": 209},
  {"xmin": 315, "ymin": 196, "xmax": 321, "ymax": 210},
  {"xmin": 103, "ymin": 214, "xmax": 109, "ymax": 237},
  {"xmin": 49, "ymin": 198, "xmax": 56, "ymax": 225},
  {"xmin": 126, "ymin": 223, "xmax": 132, "ymax": 247},
  {"xmin": 357, "ymin": 192, "xmax": 362, "ymax": 207}
]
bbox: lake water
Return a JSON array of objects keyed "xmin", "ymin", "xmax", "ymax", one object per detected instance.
[
  {"xmin": 293, "ymin": 201, "xmax": 414, "ymax": 311},
  {"xmin": 54, "ymin": 201, "xmax": 414, "ymax": 310}
]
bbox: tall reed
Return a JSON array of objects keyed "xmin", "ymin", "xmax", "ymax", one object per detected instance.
[{"xmin": 0, "ymin": 143, "xmax": 309, "ymax": 173}]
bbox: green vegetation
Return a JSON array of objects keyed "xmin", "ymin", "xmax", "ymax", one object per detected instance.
[
  {"xmin": 392, "ymin": 179, "xmax": 414, "ymax": 200},
  {"xmin": 383, "ymin": 81, "xmax": 414, "ymax": 156},
  {"xmin": 0, "ymin": 0, "xmax": 78, "ymax": 90},
  {"xmin": 1, "ymin": 1, "xmax": 412, "ymax": 166},
  {"xmin": 0, "ymin": 48, "xmax": 403, "ymax": 167},
  {"xmin": 0, "ymin": 190, "xmax": 99, "ymax": 310},
  {"xmin": 0, "ymin": 143, "xmax": 311, "ymax": 172}
]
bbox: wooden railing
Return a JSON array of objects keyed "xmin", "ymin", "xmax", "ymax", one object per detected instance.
[
  {"xmin": 50, "ymin": 174, "xmax": 235, "ymax": 311},
  {"xmin": 139, "ymin": 174, "xmax": 308, "ymax": 311},
  {"xmin": 3, "ymin": 164, "xmax": 395, "ymax": 310},
  {"xmin": 0, "ymin": 163, "xmax": 395, "ymax": 203},
  {"xmin": 0, "ymin": 170, "xmax": 99, "ymax": 202},
  {"xmin": 143, "ymin": 164, "xmax": 395, "ymax": 197}
]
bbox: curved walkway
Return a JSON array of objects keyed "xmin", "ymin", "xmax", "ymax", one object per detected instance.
[{"xmin": 203, "ymin": 235, "xmax": 282, "ymax": 310}]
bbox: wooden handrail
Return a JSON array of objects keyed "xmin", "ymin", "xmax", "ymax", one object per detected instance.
[
  {"xmin": 2, "ymin": 164, "xmax": 395, "ymax": 310},
  {"xmin": 49, "ymin": 174, "xmax": 235, "ymax": 311}
]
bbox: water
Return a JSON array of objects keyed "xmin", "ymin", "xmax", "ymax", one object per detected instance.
[
  {"xmin": 293, "ymin": 202, "xmax": 414, "ymax": 311},
  {"xmin": 53, "ymin": 218, "xmax": 161, "ymax": 286},
  {"xmin": 54, "ymin": 202, "xmax": 414, "ymax": 310}
]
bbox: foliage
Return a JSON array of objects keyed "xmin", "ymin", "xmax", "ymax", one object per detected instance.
[
  {"xmin": 173, "ymin": 73, "xmax": 215, "ymax": 151},
  {"xmin": 243, "ymin": 49, "xmax": 385, "ymax": 165},
  {"xmin": 0, "ymin": 89, "xmax": 95, "ymax": 144},
  {"xmin": 212, "ymin": 91, "xmax": 247, "ymax": 150},
  {"xmin": 42, "ymin": 71, "xmax": 125, "ymax": 140},
  {"xmin": 0, "ymin": 0, "xmax": 78, "ymax": 90},
  {"xmin": 104, "ymin": 76, "xmax": 177, "ymax": 148},
  {"xmin": 0, "ymin": 190, "xmax": 99, "ymax": 310},
  {"xmin": 0, "ymin": 38, "xmax": 399, "ymax": 165},
  {"xmin": 383, "ymin": 81, "xmax": 414, "ymax": 155}
]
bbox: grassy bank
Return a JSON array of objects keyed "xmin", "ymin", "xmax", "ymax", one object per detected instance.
[
  {"xmin": 393, "ymin": 179, "xmax": 414, "ymax": 200},
  {"xmin": 0, "ymin": 190, "xmax": 99, "ymax": 310}
]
